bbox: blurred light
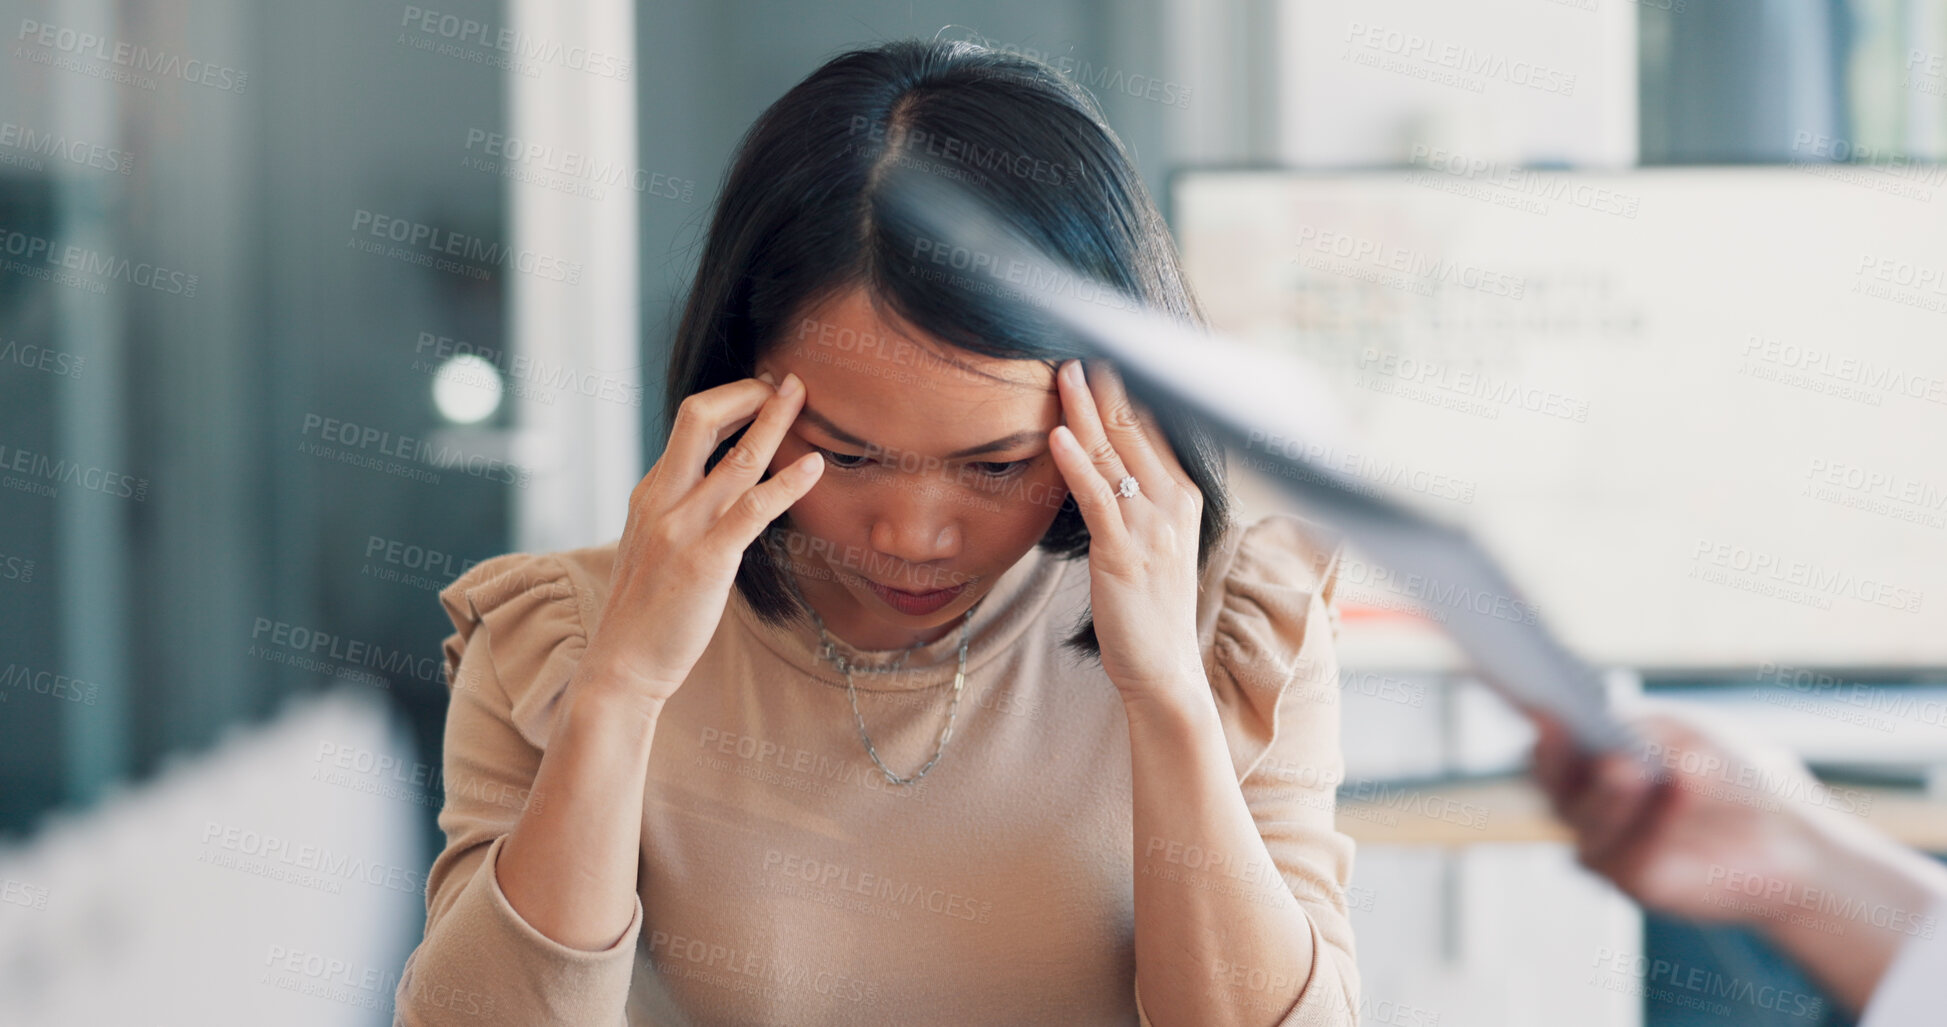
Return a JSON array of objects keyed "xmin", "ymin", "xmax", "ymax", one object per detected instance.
[{"xmin": 432, "ymin": 355, "xmax": 504, "ymax": 424}]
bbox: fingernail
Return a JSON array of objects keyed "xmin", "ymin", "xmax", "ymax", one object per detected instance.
[
  {"xmin": 780, "ymin": 372, "xmax": 801, "ymax": 396},
  {"xmin": 1062, "ymin": 359, "xmax": 1083, "ymax": 384},
  {"xmin": 757, "ymin": 370, "xmax": 777, "ymax": 385}
]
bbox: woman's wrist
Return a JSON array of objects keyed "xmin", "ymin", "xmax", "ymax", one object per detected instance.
[
  {"xmin": 565, "ymin": 664, "xmax": 668, "ymax": 732},
  {"xmin": 1744, "ymin": 808, "xmax": 1947, "ymax": 1013},
  {"xmin": 1754, "ymin": 811, "xmax": 1940, "ymax": 936}
]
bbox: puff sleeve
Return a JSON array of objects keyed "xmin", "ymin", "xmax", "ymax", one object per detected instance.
[
  {"xmin": 1134, "ymin": 513, "xmax": 1360, "ymax": 1027},
  {"xmin": 393, "ymin": 553, "xmax": 643, "ymax": 1026}
]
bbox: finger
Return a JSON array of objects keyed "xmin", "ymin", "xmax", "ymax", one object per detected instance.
[
  {"xmin": 1138, "ymin": 401, "xmax": 1196, "ymax": 495},
  {"xmin": 1085, "ymin": 359, "xmax": 1185, "ymax": 493},
  {"xmin": 1532, "ymin": 715, "xmax": 1594, "ymax": 807},
  {"xmin": 698, "ymin": 372, "xmax": 808, "ymax": 517},
  {"xmin": 1058, "ymin": 358, "xmax": 1134, "ymax": 497},
  {"xmin": 1586, "ymin": 779, "xmax": 1682, "ymax": 896},
  {"xmin": 1049, "ymin": 424, "xmax": 1131, "ymax": 552},
  {"xmin": 661, "ymin": 378, "xmax": 777, "ymax": 496},
  {"xmin": 1529, "ymin": 715, "xmax": 1575, "ymax": 805},
  {"xmin": 1565, "ymin": 754, "xmax": 1658, "ymax": 867},
  {"xmin": 706, "ymin": 449, "xmax": 824, "ymax": 549}
]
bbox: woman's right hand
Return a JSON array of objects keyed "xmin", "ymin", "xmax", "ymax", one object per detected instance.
[{"xmin": 572, "ymin": 371, "xmax": 822, "ymax": 713}]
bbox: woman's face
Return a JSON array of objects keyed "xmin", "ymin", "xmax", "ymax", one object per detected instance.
[{"xmin": 753, "ymin": 285, "xmax": 1071, "ymax": 651}]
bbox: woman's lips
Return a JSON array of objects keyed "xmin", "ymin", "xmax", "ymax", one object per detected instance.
[{"xmin": 863, "ymin": 576, "xmax": 967, "ymax": 615}]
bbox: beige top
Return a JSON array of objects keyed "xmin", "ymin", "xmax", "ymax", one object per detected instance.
[{"xmin": 394, "ymin": 513, "xmax": 1359, "ymax": 1026}]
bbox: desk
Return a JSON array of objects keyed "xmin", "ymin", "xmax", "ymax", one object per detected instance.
[{"xmin": 1337, "ymin": 778, "xmax": 1947, "ymax": 850}]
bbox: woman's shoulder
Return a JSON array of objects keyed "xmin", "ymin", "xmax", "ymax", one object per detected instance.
[
  {"xmin": 1196, "ymin": 511, "xmax": 1342, "ymax": 646},
  {"xmin": 1194, "ymin": 511, "xmax": 1346, "ymax": 778},
  {"xmin": 436, "ymin": 541, "xmax": 621, "ymax": 639},
  {"xmin": 433, "ymin": 540, "xmax": 622, "ymax": 747}
]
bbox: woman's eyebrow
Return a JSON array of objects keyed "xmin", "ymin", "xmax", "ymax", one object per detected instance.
[{"xmin": 798, "ymin": 404, "xmax": 1044, "ymax": 458}]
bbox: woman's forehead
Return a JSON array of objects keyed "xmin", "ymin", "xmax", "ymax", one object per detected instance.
[
  {"xmin": 775, "ymin": 285, "xmax": 1059, "ymax": 395},
  {"xmin": 777, "ymin": 345, "xmax": 1059, "ymax": 441},
  {"xmin": 762, "ymin": 289, "xmax": 1060, "ymax": 450}
]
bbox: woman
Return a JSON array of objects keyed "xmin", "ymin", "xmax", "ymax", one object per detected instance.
[{"xmin": 395, "ymin": 38, "xmax": 1358, "ymax": 1026}]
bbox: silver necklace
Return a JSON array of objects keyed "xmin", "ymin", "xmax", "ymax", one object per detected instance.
[{"xmin": 772, "ymin": 539, "xmax": 975, "ymax": 786}]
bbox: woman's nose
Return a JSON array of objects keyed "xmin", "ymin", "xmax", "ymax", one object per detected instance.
[{"xmin": 868, "ymin": 488, "xmax": 961, "ymax": 573}]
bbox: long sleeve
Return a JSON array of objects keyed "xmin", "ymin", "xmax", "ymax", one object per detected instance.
[
  {"xmin": 1136, "ymin": 513, "xmax": 1361, "ymax": 1027},
  {"xmin": 394, "ymin": 553, "xmax": 643, "ymax": 1026},
  {"xmin": 1857, "ymin": 895, "xmax": 1947, "ymax": 1027}
]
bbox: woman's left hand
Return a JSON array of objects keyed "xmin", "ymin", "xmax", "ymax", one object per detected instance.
[{"xmin": 1048, "ymin": 357, "xmax": 1211, "ymax": 712}]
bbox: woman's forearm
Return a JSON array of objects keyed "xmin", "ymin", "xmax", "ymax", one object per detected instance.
[
  {"xmin": 1126, "ymin": 689, "xmax": 1319, "ymax": 1027},
  {"xmin": 494, "ymin": 674, "xmax": 663, "ymax": 952}
]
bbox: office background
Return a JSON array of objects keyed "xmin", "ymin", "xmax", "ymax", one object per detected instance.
[{"xmin": 2, "ymin": 0, "xmax": 1944, "ymax": 1024}]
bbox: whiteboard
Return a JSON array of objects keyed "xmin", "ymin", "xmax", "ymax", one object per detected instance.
[{"xmin": 1174, "ymin": 167, "xmax": 1947, "ymax": 668}]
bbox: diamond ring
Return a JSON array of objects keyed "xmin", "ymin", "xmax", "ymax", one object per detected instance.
[{"xmin": 1115, "ymin": 475, "xmax": 1141, "ymax": 499}]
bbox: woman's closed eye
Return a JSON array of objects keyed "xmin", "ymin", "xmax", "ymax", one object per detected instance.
[
  {"xmin": 811, "ymin": 445, "xmax": 1031, "ymax": 478},
  {"xmin": 967, "ymin": 459, "xmax": 1032, "ymax": 477}
]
